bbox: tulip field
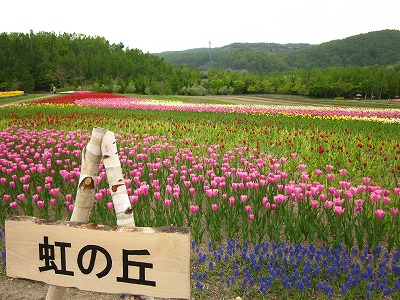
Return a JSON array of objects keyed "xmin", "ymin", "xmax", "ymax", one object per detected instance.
[{"xmin": 1, "ymin": 93, "xmax": 400, "ymax": 299}]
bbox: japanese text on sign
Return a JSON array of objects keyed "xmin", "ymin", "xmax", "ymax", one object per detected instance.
[{"xmin": 38, "ymin": 236, "xmax": 156, "ymax": 286}]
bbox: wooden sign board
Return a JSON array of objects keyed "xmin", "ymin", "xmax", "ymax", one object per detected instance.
[{"xmin": 5, "ymin": 216, "xmax": 190, "ymax": 299}]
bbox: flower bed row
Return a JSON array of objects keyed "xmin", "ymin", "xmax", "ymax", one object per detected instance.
[{"xmin": 77, "ymin": 97, "xmax": 400, "ymax": 123}]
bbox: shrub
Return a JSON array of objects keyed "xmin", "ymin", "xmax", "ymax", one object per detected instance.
[{"xmin": 125, "ymin": 82, "xmax": 136, "ymax": 94}]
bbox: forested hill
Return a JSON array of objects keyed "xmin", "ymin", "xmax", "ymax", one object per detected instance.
[
  {"xmin": 281, "ymin": 30, "xmax": 400, "ymax": 69},
  {"xmin": 156, "ymin": 29, "xmax": 400, "ymax": 72},
  {"xmin": 0, "ymin": 31, "xmax": 176, "ymax": 93}
]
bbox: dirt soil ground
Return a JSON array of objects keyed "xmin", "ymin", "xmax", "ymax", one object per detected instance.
[{"xmin": 0, "ymin": 277, "xmax": 127, "ymax": 300}]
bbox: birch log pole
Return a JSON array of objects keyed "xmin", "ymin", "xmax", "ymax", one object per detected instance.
[
  {"xmin": 46, "ymin": 127, "xmax": 107, "ymax": 300},
  {"xmin": 101, "ymin": 130, "xmax": 135, "ymax": 227},
  {"xmin": 102, "ymin": 131, "xmax": 155, "ymax": 300}
]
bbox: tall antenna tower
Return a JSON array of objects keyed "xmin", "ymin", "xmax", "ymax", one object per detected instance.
[{"xmin": 208, "ymin": 41, "xmax": 212, "ymax": 65}]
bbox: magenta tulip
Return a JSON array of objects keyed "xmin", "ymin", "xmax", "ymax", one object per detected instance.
[{"xmin": 375, "ymin": 209, "xmax": 386, "ymax": 219}]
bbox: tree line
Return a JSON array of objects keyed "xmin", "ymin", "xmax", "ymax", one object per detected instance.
[
  {"xmin": 206, "ymin": 65, "xmax": 400, "ymax": 99},
  {"xmin": 0, "ymin": 31, "xmax": 399, "ymax": 99}
]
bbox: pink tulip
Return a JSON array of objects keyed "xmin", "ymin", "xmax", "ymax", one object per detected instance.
[
  {"xmin": 154, "ymin": 192, "xmax": 161, "ymax": 200},
  {"xmin": 383, "ymin": 197, "xmax": 390, "ymax": 205},
  {"xmin": 363, "ymin": 177, "xmax": 371, "ymax": 185},
  {"xmin": 349, "ymin": 187, "xmax": 358, "ymax": 196},
  {"xmin": 301, "ymin": 172, "xmax": 310, "ymax": 181},
  {"xmin": 164, "ymin": 199, "xmax": 172, "ymax": 207},
  {"xmin": 32, "ymin": 194, "xmax": 39, "ymax": 202},
  {"xmin": 311, "ymin": 200, "xmax": 319, "ymax": 209},
  {"xmin": 212, "ymin": 204, "xmax": 218, "ymax": 212},
  {"xmin": 249, "ymin": 214, "xmax": 255, "ymax": 221},
  {"xmin": 129, "ymin": 195, "xmax": 139, "ymax": 203},
  {"xmin": 339, "ymin": 169, "xmax": 347, "ymax": 176},
  {"xmin": 285, "ymin": 185, "xmax": 294, "ymax": 194},
  {"xmin": 355, "ymin": 199, "xmax": 363, "ymax": 207},
  {"xmin": 357, "ymin": 185, "xmax": 366, "ymax": 193},
  {"xmin": 9, "ymin": 181, "xmax": 15, "ymax": 188},
  {"xmin": 190, "ymin": 205, "xmax": 199, "ymax": 213},
  {"xmin": 229, "ymin": 197, "xmax": 235, "ymax": 206},
  {"xmin": 50, "ymin": 198, "xmax": 56, "ymax": 206},
  {"xmin": 390, "ymin": 207, "xmax": 399, "ymax": 215},
  {"xmin": 107, "ymin": 202, "xmax": 114, "ymax": 210},
  {"xmin": 10, "ymin": 202, "xmax": 18, "ymax": 209},
  {"xmin": 299, "ymin": 164, "xmax": 307, "ymax": 171},
  {"xmin": 333, "ymin": 197, "xmax": 344, "ymax": 206},
  {"xmin": 68, "ymin": 204, "xmax": 74, "ymax": 212},
  {"xmin": 325, "ymin": 201, "xmax": 334, "ymax": 209},
  {"xmin": 319, "ymin": 194, "xmax": 327, "ymax": 202},
  {"xmin": 166, "ymin": 185, "xmax": 172, "ymax": 194},
  {"xmin": 375, "ymin": 209, "xmax": 386, "ymax": 219},
  {"xmin": 17, "ymin": 194, "xmax": 26, "ymax": 201},
  {"xmin": 3, "ymin": 195, "xmax": 11, "ymax": 202},
  {"xmin": 327, "ymin": 174, "xmax": 335, "ymax": 181},
  {"xmin": 240, "ymin": 195, "xmax": 248, "ymax": 203},
  {"xmin": 274, "ymin": 194, "xmax": 286, "ymax": 204},
  {"xmin": 325, "ymin": 165, "xmax": 334, "ymax": 171},
  {"xmin": 245, "ymin": 205, "xmax": 252, "ymax": 213},
  {"xmin": 311, "ymin": 187, "xmax": 320, "ymax": 196},
  {"xmin": 344, "ymin": 191, "xmax": 353, "ymax": 199},
  {"xmin": 334, "ymin": 206, "xmax": 345, "ymax": 215},
  {"xmin": 37, "ymin": 201, "xmax": 45, "ymax": 209},
  {"xmin": 370, "ymin": 193, "xmax": 381, "ymax": 202}
]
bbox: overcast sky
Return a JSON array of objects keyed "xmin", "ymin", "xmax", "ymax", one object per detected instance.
[{"xmin": 2, "ymin": 0, "xmax": 399, "ymax": 53}]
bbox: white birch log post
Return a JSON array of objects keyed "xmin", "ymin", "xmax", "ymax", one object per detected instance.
[
  {"xmin": 101, "ymin": 130, "xmax": 135, "ymax": 227},
  {"xmin": 46, "ymin": 127, "xmax": 107, "ymax": 300},
  {"xmin": 102, "ymin": 131, "xmax": 156, "ymax": 300}
]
